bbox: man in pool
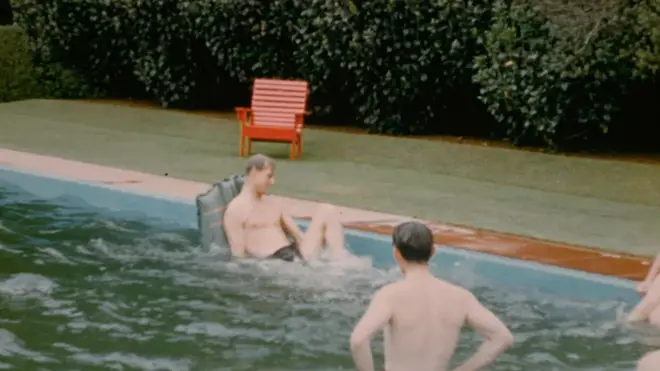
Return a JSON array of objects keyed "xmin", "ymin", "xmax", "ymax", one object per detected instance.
[
  {"xmin": 636, "ymin": 252, "xmax": 660, "ymax": 296},
  {"xmin": 637, "ymin": 350, "xmax": 660, "ymax": 370},
  {"xmin": 349, "ymin": 221, "xmax": 514, "ymax": 371},
  {"xmin": 628, "ymin": 270, "xmax": 660, "ymax": 326},
  {"xmin": 223, "ymin": 154, "xmax": 351, "ymax": 262}
]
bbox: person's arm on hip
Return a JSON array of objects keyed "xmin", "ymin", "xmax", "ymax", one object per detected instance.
[
  {"xmin": 452, "ymin": 293, "xmax": 514, "ymax": 371},
  {"xmin": 350, "ymin": 287, "xmax": 393, "ymax": 371}
]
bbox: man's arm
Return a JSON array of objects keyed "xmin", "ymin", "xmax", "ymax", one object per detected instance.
[
  {"xmin": 280, "ymin": 211, "xmax": 304, "ymax": 244},
  {"xmin": 629, "ymin": 275, "xmax": 660, "ymax": 322},
  {"xmin": 453, "ymin": 294, "xmax": 514, "ymax": 371},
  {"xmin": 224, "ymin": 206, "xmax": 247, "ymax": 258},
  {"xmin": 638, "ymin": 253, "xmax": 660, "ymax": 294},
  {"xmin": 350, "ymin": 287, "xmax": 393, "ymax": 371}
]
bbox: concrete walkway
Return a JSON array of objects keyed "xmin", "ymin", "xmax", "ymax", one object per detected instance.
[{"xmin": 1, "ymin": 99, "xmax": 658, "ymax": 255}]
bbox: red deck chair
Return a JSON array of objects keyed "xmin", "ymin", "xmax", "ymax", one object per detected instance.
[{"xmin": 235, "ymin": 78, "xmax": 310, "ymax": 160}]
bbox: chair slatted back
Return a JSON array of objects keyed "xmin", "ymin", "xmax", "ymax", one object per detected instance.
[{"xmin": 251, "ymin": 79, "xmax": 309, "ymax": 128}]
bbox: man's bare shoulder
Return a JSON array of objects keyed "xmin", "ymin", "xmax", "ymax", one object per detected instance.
[
  {"xmin": 225, "ymin": 195, "xmax": 249, "ymax": 219},
  {"xmin": 430, "ymin": 277, "xmax": 475, "ymax": 303},
  {"xmin": 262, "ymin": 195, "xmax": 285, "ymax": 210},
  {"xmin": 374, "ymin": 282, "xmax": 400, "ymax": 299}
]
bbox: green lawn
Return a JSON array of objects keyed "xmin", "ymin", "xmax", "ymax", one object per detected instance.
[{"xmin": 1, "ymin": 99, "xmax": 659, "ymax": 254}]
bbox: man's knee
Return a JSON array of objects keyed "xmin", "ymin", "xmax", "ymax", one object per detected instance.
[{"xmin": 638, "ymin": 351, "xmax": 660, "ymax": 371}]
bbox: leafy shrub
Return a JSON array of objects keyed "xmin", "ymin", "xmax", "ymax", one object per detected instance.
[
  {"xmin": 0, "ymin": 24, "xmax": 100, "ymax": 103},
  {"xmin": 347, "ymin": 0, "xmax": 494, "ymax": 134},
  {"xmin": 635, "ymin": 0, "xmax": 660, "ymax": 77},
  {"xmin": 9, "ymin": 0, "xmax": 659, "ymax": 150},
  {"xmin": 474, "ymin": 0, "xmax": 643, "ymax": 148},
  {"xmin": 0, "ymin": 25, "xmax": 38, "ymax": 102},
  {"xmin": 34, "ymin": 61, "xmax": 104, "ymax": 99},
  {"xmin": 12, "ymin": 0, "xmax": 495, "ymax": 134},
  {"xmin": 289, "ymin": 0, "xmax": 358, "ymax": 122},
  {"xmin": 14, "ymin": 0, "xmax": 138, "ymax": 98}
]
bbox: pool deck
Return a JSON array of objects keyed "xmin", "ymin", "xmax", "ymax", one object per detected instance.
[{"xmin": 0, "ymin": 148, "xmax": 651, "ymax": 281}]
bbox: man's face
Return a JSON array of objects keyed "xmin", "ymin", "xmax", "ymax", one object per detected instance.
[{"xmin": 251, "ymin": 165, "xmax": 275, "ymax": 194}]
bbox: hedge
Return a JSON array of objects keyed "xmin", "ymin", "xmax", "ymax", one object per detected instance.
[
  {"xmin": 0, "ymin": 25, "xmax": 38, "ymax": 103},
  {"xmin": 0, "ymin": 25, "xmax": 101, "ymax": 103},
  {"xmin": 636, "ymin": 0, "xmax": 660, "ymax": 77},
  {"xmin": 474, "ymin": 0, "xmax": 645, "ymax": 148},
  {"xmin": 9, "ymin": 0, "xmax": 660, "ymax": 150}
]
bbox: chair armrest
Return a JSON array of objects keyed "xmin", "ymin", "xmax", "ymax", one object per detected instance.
[
  {"xmin": 294, "ymin": 112, "xmax": 307, "ymax": 129},
  {"xmin": 235, "ymin": 107, "xmax": 251, "ymax": 123}
]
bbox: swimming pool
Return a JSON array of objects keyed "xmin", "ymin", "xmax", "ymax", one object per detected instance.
[{"xmin": 0, "ymin": 167, "xmax": 652, "ymax": 370}]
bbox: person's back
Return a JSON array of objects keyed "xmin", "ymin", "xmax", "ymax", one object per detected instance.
[
  {"xmin": 384, "ymin": 275, "xmax": 471, "ymax": 370},
  {"xmin": 350, "ymin": 221, "xmax": 513, "ymax": 371}
]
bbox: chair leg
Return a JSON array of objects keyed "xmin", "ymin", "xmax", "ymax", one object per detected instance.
[
  {"xmin": 289, "ymin": 142, "xmax": 296, "ymax": 160},
  {"xmin": 239, "ymin": 135, "xmax": 245, "ymax": 157}
]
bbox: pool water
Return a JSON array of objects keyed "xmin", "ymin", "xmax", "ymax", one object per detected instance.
[{"xmin": 0, "ymin": 182, "xmax": 651, "ymax": 370}]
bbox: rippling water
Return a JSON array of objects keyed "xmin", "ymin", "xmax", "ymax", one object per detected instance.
[{"xmin": 0, "ymin": 181, "xmax": 652, "ymax": 370}]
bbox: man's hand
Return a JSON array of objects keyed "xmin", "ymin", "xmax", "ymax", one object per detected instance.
[{"xmin": 280, "ymin": 212, "xmax": 304, "ymax": 244}]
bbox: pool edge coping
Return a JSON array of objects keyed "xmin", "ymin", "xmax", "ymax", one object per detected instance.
[{"xmin": 0, "ymin": 148, "xmax": 650, "ymax": 281}]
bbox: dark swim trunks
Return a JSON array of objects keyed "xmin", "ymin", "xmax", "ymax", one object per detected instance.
[{"xmin": 269, "ymin": 242, "xmax": 303, "ymax": 262}]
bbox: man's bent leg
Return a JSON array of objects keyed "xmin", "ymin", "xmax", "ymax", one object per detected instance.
[
  {"xmin": 638, "ymin": 350, "xmax": 660, "ymax": 371},
  {"xmin": 299, "ymin": 204, "xmax": 348, "ymax": 260}
]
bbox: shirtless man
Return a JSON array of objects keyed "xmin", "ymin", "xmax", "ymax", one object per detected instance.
[
  {"xmin": 637, "ymin": 350, "xmax": 660, "ymax": 371},
  {"xmin": 350, "ymin": 221, "xmax": 514, "ymax": 371},
  {"xmin": 636, "ymin": 252, "xmax": 660, "ymax": 296},
  {"xmin": 628, "ymin": 255, "xmax": 660, "ymax": 326},
  {"xmin": 223, "ymin": 154, "xmax": 351, "ymax": 262}
]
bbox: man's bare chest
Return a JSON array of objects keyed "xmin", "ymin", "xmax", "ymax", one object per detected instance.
[{"xmin": 243, "ymin": 201, "xmax": 281, "ymax": 228}]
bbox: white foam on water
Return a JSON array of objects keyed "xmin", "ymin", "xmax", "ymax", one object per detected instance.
[
  {"xmin": 70, "ymin": 351, "xmax": 192, "ymax": 371},
  {"xmin": 40, "ymin": 247, "xmax": 76, "ymax": 265},
  {"xmin": 90, "ymin": 219, "xmax": 136, "ymax": 233},
  {"xmin": 0, "ymin": 221, "xmax": 15, "ymax": 234},
  {"xmin": 0, "ymin": 329, "xmax": 54, "ymax": 363},
  {"xmin": 0, "ymin": 273, "xmax": 58, "ymax": 297},
  {"xmin": 0, "ymin": 243, "xmax": 21, "ymax": 254}
]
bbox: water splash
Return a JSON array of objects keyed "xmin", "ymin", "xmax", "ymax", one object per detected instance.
[{"xmin": 0, "ymin": 182, "xmax": 648, "ymax": 370}]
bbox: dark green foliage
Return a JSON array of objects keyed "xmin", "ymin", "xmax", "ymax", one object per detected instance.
[
  {"xmin": 474, "ymin": 0, "xmax": 644, "ymax": 148},
  {"xmin": 8, "ymin": 0, "xmax": 660, "ymax": 150},
  {"xmin": 0, "ymin": 25, "xmax": 38, "ymax": 102},
  {"xmin": 636, "ymin": 0, "xmax": 660, "ymax": 77},
  {"xmin": 346, "ymin": 0, "xmax": 494, "ymax": 134},
  {"xmin": 0, "ymin": 25, "xmax": 98, "ymax": 102}
]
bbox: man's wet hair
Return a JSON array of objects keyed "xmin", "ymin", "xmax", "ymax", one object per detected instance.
[
  {"xmin": 245, "ymin": 154, "xmax": 275, "ymax": 175},
  {"xmin": 392, "ymin": 221, "xmax": 434, "ymax": 262}
]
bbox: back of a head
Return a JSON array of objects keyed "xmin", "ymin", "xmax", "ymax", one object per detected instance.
[
  {"xmin": 393, "ymin": 221, "xmax": 434, "ymax": 262},
  {"xmin": 245, "ymin": 154, "xmax": 275, "ymax": 175}
]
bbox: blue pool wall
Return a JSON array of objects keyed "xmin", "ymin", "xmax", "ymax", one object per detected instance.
[{"xmin": 0, "ymin": 166, "xmax": 639, "ymax": 304}]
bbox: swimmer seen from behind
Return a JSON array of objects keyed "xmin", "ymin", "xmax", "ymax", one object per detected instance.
[{"xmin": 350, "ymin": 221, "xmax": 514, "ymax": 371}]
